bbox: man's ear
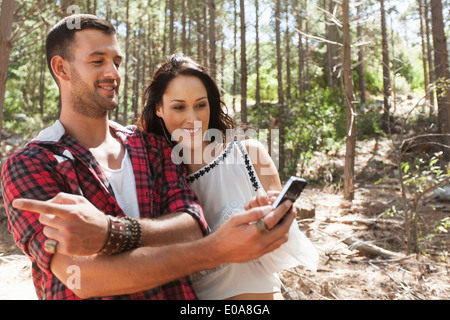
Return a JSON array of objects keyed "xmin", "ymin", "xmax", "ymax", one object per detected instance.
[{"xmin": 51, "ymin": 56, "xmax": 70, "ymax": 82}]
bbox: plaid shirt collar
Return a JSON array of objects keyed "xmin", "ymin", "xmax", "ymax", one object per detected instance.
[{"xmin": 29, "ymin": 120, "xmax": 138, "ymax": 209}]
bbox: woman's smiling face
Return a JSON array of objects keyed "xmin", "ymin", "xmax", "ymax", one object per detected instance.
[{"xmin": 156, "ymin": 75, "xmax": 210, "ymax": 150}]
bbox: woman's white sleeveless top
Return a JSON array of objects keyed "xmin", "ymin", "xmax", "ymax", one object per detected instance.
[
  {"xmin": 186, "ymin": 140, "xmax": 319, "ymax": 300},
  {"xmin": 186, "ymin": 140, "xmax": 281, "ymax": 299}
]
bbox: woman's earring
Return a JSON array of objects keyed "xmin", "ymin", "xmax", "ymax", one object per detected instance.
[{"xmin": 160, "ymin": 118, "xmax": 174, "ymax": 147}]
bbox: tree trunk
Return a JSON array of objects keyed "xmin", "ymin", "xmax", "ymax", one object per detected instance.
[
  {"xmin": 196, "ymin": 4, "xmax": 202, "ymax": 62},
  {"xmin": 209, "ymin": 0, "xmax": 216, "ymax": 81},
  {"xmin": 326, "ymin": 0, "xmax": 339, "ymax": 90},
  {"xmin": 304, "ymin": 0, "xmax": 310, "ymax": 91},
  {"xmin": 380, "ymin": 0, "xmax": 391, "ymax": 130},
  {"xmin": 255, "ymin": 0, "xmax": 261, "ymax": 108},
  {"xmin": 425, "ymin": 1, "xmax": 436, "ymax": 113},
  {"xmin": 275, "ymin": 0, "xmax": 285, "ymax": 179},
  {"xmin": 39, "ymin": 37, "xmax": 46, "ymax": 116},
  {"xmin": 122, "ymin": 0, "xmax": 130, "ymax": 124},
  {"xmin": 430, "ymin": 0, "xmax": 450, "ymax": 158},
  {"xmin": 232, "ymin": 0, "xmax": 237, "ymax": 113},
  {"xmin": 342, "ymin": 0, "xmax": 356, "ymax": 201},
  {"xmin": 0, "ymin": 0, "xmax": 15, "ymax": 137},
  {"xmin": 162, "ymin": 0, "xmax": 168, "ymax": 57},
  {"xmin": 357, "ymin": 4, "xmax": 366, "ymax": 105},
  {"xmin": 220, "ymin": 33, "xmax": 225, "ymax": 92},
  {"xmin": 418, "ymin": 0, "xmax": 430, "ymax": 105},
  {"xmin": 203, "ymin": 4, "xmax": 208, "ymax": 69},
  {"xmin": 296, "ymin": 1, "xmax": 304, "ymax": 97},
  {"xmin": 285, "ymin": 5, "xmax": 291, "ymax": 103},
  {"xmin": 182, "ymin": 0, "xmax": 187, "ymax": 54},
  {"xmin": 169, "ymin": 0, "xmax": 175, "ymax": 54},
  {"xmin": 240, "ymin": 0, "xmax": 247, "ymax": 124}
]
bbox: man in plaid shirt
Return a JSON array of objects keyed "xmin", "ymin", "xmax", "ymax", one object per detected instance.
[{"xmin": 1, "ymin": 14, "xmax": 295, "ymax": 300}]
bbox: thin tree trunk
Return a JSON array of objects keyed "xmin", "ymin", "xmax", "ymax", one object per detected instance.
[
  {"xmin": 418, "ymin": 0, "xmax": 430, "ymax": 105},
  {"xmin": 122, "ymin": 0, "xmax": 130, "ymax": 124},
  {"xmin": 276, "ymin": 0, "xmax": 285, "ymax": 179},
  {"xmin": 163, "ymin": 0, "xmax": 168, "ymax": 57},
  {"xmin": 296, "ymin": 1, "xmax": 304, "ymax": 97},
  {"xmin": 196, "ymin": 4, "xmax": 202, "ymax": 62},
  {"xmin": 169, "ymin": 0, "xmax": 175, "ymax": 54},
  {"xmin": 182, "ymin": 0, "xmax": 187, "ymax": 54},
  {"xmin": 39, "ymin": 37, "xmax": 46, "ymax": 116},
  {"xmin": 304, "ymin": 0, "xmax": 310, "ymax": 91},
  {"xmin": 357, "ymin": 4, "xmax": 366, "ymax": 104},
  {"xmin": 240, "ymin": 0, "xmax": 247, "ymax": 124},
  {"xmin": 232, "ymin": 0, "xmax": 237, "ymax": 113},
  {"xmin": 255, "ymin": 0, "xmax": 261, "ymax": 108},
  {"xmin": 209, "ymin": 0, "xmax": 216, "ymax": 81},
  {"xmin": 0, "ymin": 0, "xmax": 15, "ymax": 136},
  {"xmin": 220, "ymin": 34, "xmax": 225, "ymax": 92},
  {"xmin": 325, "ymin": 0, "xmax": 333, "ymax": 89},
  {"xmin": 425, "ymin": 1, "xmax": 436, "ymax": 113},
  {"xmin": 147, "ymin": 2, "xmax": 154, "ymax": 80},
  {"xmin": 430, "ymin": 0, "xmax": 450, "ymax": 159},
  {"xmin": 380, "ymin": 0, "xmax": 391, "ymax": 129},
  {"xmin": 342, "ymin": 0, "xmax": 356, "ymax": 201},
  {"xmin": 285, "ymin": 5, "xmax": 291, "ymax": 103},
  {"xmin": 203, "ymin": 4, "xmax": 208, "ymax": 68}
]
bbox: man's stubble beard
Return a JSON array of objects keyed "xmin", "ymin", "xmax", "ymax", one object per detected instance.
[{"xmin": 70, "ymin": 69, "xmax": 118, "ymax": 119}]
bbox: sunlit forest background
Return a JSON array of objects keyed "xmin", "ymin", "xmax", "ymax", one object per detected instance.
[
  {"xmin": 0, "ymin": 1, "xmax": 450, "ymax": 299},
  {"xmin": 0, "ymin": 1, "xmax": 448, "ymax": 171},
  {"xmin": 0, "ymin": 1, "xmax": 448, "ymax": 177}
]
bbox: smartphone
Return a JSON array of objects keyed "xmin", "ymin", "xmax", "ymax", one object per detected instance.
[{"xmin": 271, "ymin": 176, "xmax": 307, "ymax": 210}]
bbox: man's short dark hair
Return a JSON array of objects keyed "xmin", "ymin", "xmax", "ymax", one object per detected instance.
[{"xmin": 46, "ymin": 14, "xmax": 116, "ymax": 83}]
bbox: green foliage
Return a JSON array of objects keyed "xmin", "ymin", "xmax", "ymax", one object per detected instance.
[
  {"xmin": 382, "ymin": 151, "xmax": 450, "ymax": 253},
  {"xmin": 401, "ymin": 151, "xmax": 449, "ymax": 194},
  {"xmin": 248, "ymin": 86, "xmax": 346, "ymax": 178},
  {"xmin": 435, "ymin": 217, "xmax": 450, "ymax": 234},
  {"xmin": 356, "ymin": 106, "xmax": 382, "ymax": 139},
  {"xmin": 3, "ymin": 115, "xmax": 44, "ymax": 140},
  {"xmin": 247, "ymin": 58, "xmax": 279, "ymax": 102}
]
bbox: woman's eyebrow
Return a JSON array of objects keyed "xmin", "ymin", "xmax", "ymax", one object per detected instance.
[{"xmin": 170, "ymin": 96, "xmax": 207, "ymax": 103}]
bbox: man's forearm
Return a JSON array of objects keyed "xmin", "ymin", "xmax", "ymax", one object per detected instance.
[
  {"xmin": 51, "ymin": 235, "xmax": 218, "ymax": 299},
  {"xmin": 52, "ymin": 203, "xmax": 293, "ymax": 299},
  {"xmin": 139, "ymin": 212, "xmax": 204, "ymax": 246}
]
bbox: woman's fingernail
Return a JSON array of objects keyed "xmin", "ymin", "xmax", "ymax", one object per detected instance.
[{"xmin": 284, "ymin": 200, "xmax": 292, "ymax": 208}]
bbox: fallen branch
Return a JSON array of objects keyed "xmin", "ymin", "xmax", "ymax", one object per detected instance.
[
  {"xmin": 343, "ymin": 236, "xmax": 404, "ymax": 258},
  {"xmin": 329, "ymin": 216, "xmax": 402, "ymax": 226}
]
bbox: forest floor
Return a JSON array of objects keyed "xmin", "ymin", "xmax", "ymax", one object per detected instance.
[
  {"xmin": 0, "ymin": 98, "xmax": 449, "ymax": 300},
  {"xmin": 279, "ymin": 105, "xmax": 450, "ymax": 299}
]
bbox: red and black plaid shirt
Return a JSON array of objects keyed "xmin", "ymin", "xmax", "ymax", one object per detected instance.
[{"xmin": 1, "ymin": 121, "xmax": 209, "ymax": 300}]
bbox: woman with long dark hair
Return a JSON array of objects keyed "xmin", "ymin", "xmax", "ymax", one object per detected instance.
[{"xmin": 139, "ymin": 54, "xmax": 318, "ymax": 300}]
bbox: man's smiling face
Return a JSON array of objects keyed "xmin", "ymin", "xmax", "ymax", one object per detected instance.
[{"xmin": 67, "ymin": 29, "xmax": 123, "ymax": 118}]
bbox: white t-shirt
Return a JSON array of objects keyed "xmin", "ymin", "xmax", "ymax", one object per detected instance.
[{"xmin": 101, "ymin": 149, "xmax": 140, "ymax": 219}]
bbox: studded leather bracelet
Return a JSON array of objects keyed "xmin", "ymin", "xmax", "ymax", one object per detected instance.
[{"xmin": 98, "ymin": 215, "xmax": 142, "ymax": 255}]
